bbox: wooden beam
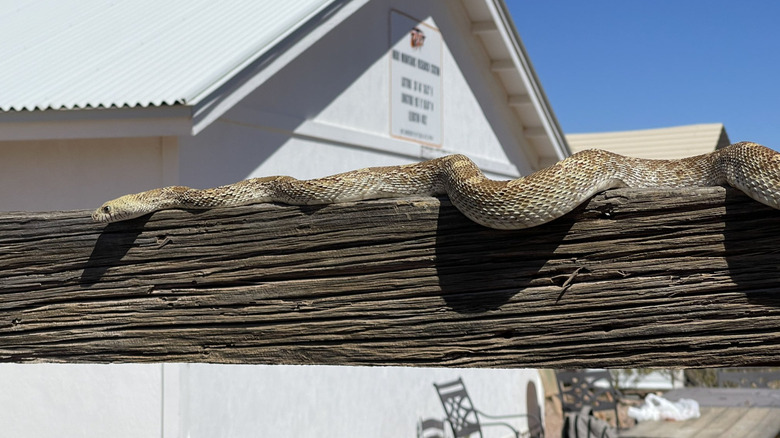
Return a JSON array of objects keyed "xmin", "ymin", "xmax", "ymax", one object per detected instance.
[{"xmin": 1, "ymin": 187, "xmax": 779, "ymax": 367}]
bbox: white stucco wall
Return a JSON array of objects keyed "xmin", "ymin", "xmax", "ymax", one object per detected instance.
[
  {"xmin": 0, "ymin": 364, "xmax": 164, "ymax": 438},
  {"xmin": 183, "ymin": 365, "xmax": 543, "ymax": 438},
  {"xmin": 0, "ymin": 137, "xmax": 177, "ymax": 212},
  {"xmin": 179, "ymin": 0, "xmax": 532, "ymax": 190},
  {"xmin": 0, "ymin": 364, "xmax": 543, "ymax": 438},
  {"xmin": 309, "ymin": 0, "xmax": 529, "ymax": 165}
]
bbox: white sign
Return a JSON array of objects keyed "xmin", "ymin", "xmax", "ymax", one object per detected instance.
[{"xmin": 390, "ymin": 11, "xmax": 442, "ymax": 146}]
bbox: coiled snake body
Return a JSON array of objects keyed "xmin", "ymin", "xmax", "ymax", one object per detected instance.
[{"xmin": 93, "ymin": 142, "xmax": 780, "ymax": 229}]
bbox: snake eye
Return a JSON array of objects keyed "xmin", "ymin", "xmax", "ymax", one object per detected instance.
[{"xmin": 102, "ymin": 206, "xmax": 111, "ymax": 213}]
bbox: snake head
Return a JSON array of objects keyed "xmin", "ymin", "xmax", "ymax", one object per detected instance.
[{"xmin": 91, "ymin": 194, "xmax": 147, "ymax": 223}]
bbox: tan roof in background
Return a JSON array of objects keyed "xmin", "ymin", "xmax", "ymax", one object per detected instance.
[{"xmin": 566, "ymin": 123, "xmax": 730, "ymax": 159}]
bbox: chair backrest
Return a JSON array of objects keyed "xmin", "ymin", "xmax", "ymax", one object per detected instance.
[
  {"xmin": 555, "ymin": 370, "xmax": 621, "ymax": 428},
  {"xmin": 717, "ymin": 369, "xmax": 780, "ymax": 388},
  {"xmin": 433, "ymin": 378, "xmax": 483, "ymax": 438}
]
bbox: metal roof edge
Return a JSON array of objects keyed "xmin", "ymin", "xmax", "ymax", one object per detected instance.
[
  {"xmin": 486, "ymin": 0, "xmax": 571, "ymax": 160},
  {"xmin": 0, "ymin": 0, "xmax": 355, "ymax": 140}
]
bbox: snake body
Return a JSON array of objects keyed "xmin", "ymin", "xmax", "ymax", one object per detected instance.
[{"xmin": 92, "ymin": 141, "xmax": 780, "ymax": 229}]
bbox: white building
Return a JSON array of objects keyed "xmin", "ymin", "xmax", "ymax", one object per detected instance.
[{"xmin": 0, "ymin": 0, "xmax": 568, "ymax": 436}]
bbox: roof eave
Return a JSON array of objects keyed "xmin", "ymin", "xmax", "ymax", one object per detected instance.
[{"xmin": 484, "ymin": 0, "xmax": 571, "ymax": 161}]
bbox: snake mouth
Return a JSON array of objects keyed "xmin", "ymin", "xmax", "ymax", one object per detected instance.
[
  {"xmin": 91, "ymin": 203, "xmax": 151, "ymax": 223},
  {"xmin": 91, "ymin": 209, "xmax": 113, "ymax": 223},
  {"xmin": 91, "ymin": 204, "xmax": 123, "ymax": 223}
]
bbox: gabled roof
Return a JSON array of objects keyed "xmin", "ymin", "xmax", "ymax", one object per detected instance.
[
  {"xmin": 566, "ymin": 123, "xmax": 731, "ymax": 159},
  {"xmin": 0, "ymin": 0, "xmax": 568, "ymax": 163},
  {"xmin": 0, "ymin": 0, "xmax": 335, "ymax": 111}
]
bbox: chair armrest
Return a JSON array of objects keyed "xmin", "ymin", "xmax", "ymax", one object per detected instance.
[
  {"xmin": 476, "ymin": 420, "xmax": 522, "ymax": 438},
  {"xmin": 475, "ymin": 411, "xmax": 544, "ymax": 438},
  {"xmin": 475, "ymin": 409, "xmax": 541, "ymax": 422},
  {"xmin": 474, "ymin": 409, "xmax": 528, "ymax": 420}
]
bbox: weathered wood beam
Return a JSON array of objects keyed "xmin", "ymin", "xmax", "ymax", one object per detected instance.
[{"xmin": 1, "ymin": 187, "xmax": 779, "ymax": 367}]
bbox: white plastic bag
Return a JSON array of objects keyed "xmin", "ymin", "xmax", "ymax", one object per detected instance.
[{"xmin": 627, "ymin": 393, "xmax": 700, "ymax": 422}]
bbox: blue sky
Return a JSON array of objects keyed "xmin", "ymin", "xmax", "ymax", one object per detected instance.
[{"xmin": 507, "ymin": 1, "xmax": 780, "ymax": 150}]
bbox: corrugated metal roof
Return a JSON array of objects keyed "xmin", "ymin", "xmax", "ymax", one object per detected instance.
[
  {"xmin": 566, "ymin": 123, "xmax": 730, "ymax": 159},
  {"xmin": 0, "ymin": 0, "xmax": 334, "ymax": 111}
]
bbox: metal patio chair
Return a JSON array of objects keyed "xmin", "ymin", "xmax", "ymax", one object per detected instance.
[
  {"xmin": 555, "ymin": 370, "xmax": 623, "ymax": 429},
  {"xmin": 434, "ymin": 377, "xmax": 544, "ymax": 438}
]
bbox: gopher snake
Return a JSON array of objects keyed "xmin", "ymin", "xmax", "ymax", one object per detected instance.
[{"xmin": 92, "ymin": 142, "xmax": 780, "ymax": 229}]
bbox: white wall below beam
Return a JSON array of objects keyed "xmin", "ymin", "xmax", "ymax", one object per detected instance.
[
  {"xmin": 0, "ymin": 364, "xmax": 543, "ymax": 438},
  {"xmin": 0, "ymin": 364, "xmax": 163, "ymax": 438},
  {"xmin": 183, "ymin": 364, "xmax": 542, "ymax": 438}
]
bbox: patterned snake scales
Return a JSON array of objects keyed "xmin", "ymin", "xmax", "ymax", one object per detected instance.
[{"xmin": 92, "ymin": 142, "xmax": 780, "ymax": 230}]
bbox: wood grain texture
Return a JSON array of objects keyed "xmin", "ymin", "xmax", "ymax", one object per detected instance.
[{"xmin": 1, "ymin": 187, "xmax": 779, "ymax": 366}]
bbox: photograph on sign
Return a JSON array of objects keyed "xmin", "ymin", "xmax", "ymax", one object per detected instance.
[{"xmin": 389, "ymin": 11, "xmax": 443, "ymax": 146}]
